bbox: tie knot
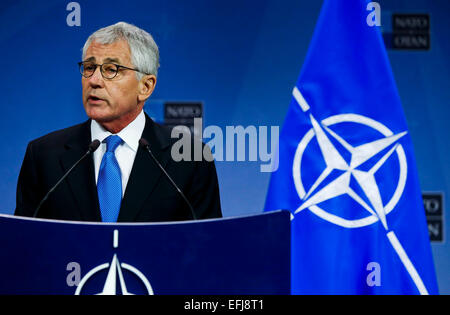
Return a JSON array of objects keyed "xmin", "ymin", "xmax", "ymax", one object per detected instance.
[{"xmin": 105, "ymin": 135, "xmax": 123, "ymax": 153}]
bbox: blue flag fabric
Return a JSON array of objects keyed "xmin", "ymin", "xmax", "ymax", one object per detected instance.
[{"xmin": 264, "ymin": 0, "xmax": 439, "ymax": 294}]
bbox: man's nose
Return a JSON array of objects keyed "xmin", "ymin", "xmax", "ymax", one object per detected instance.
[{"xmin": 87, "ymin": 66, "xmax": 105, "ymax": 87}]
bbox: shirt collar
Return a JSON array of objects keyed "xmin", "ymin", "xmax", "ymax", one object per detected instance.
[{"xmin": 90, "ymin": 110, "xmax": 146, "ymax": 152}]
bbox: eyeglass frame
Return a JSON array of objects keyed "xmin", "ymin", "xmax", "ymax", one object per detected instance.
[{"xmin": 78, "ymin": 61, "xmax": 150, "ymax": 79}]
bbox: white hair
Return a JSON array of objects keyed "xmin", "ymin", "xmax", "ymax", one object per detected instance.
[{"xmin": 82, "ymin": 22, "xmax": 160, "ymax": 80}]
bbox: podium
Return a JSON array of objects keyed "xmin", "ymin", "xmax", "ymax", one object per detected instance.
[{"xmin": 0, "ymin": 211, "xmax": 290, "ymax": 295}]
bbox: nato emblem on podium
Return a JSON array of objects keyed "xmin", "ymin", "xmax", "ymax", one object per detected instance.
[{"xmin": 75, "ymin": 230, "xmax": 154, "ymax": 295}]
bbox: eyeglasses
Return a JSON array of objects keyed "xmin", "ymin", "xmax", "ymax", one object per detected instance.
[{"xmin": 78, "ymin": 61, "xmax": 149, "ymax": 79}]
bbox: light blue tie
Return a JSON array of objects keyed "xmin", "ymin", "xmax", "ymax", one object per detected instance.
[{"xmin": 98, "ymin": 135, "xmax": 123, "ymax": 222}]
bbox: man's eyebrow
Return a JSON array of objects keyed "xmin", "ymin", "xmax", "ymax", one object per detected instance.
[
  {"xmin": 82, "ymin": 57, "xmax": 121, "ymax": 64},
  {"xmin": 103, "ymin": 57, "xmax": 121, "ymax": 64}
]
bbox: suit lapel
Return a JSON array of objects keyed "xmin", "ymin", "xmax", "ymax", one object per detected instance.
[
  {"xmin": 118, "ymin": 114, "xmax": 171, "ymax": 222},
  {"xmin": 60, "ymin": 120, "xmax": 101, "ymax": 222}
]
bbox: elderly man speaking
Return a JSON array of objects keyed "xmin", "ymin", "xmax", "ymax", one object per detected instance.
[{"xmin": 15, "ymin": 22, "xmax": 222, "ymax": 222}]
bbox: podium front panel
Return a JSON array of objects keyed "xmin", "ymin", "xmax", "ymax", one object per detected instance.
[{"xmin": 0, "ymin": 211, "xmax": 290, "ymax": 295}]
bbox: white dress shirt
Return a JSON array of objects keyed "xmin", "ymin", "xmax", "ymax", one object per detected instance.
[{"xmin": 91, "ymin": 110, "xmax": 146, "ymax": 197}]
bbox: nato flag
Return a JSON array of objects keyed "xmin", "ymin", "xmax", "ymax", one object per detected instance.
[{"xmin": 264, "ymin": 0, "xmax": 439, "ymax": 294}]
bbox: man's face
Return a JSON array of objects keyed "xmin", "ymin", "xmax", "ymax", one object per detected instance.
[{"xmin": 82, "ymin": 39, "xmax": 142, "ymax": 130}]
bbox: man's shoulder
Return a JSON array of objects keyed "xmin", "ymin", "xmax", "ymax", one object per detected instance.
[
  {"xmin": 28, "ymin": 121, "xmax": 90, "ymax": 149},
  {"xmin": 143, "ymin": 115, "xmax": 183, "ymax": 151},
  {"xmin": 149, "ymin": 119, "xmax": 174, "ymax": 144},
  {"xmin": 147, "ymin": 119, "xmax": 210, "ymax": 154}
]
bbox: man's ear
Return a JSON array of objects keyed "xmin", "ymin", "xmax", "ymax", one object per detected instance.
[{"xmin": 138, "ymin": 75, "xmax": 157, "ymax": 102}]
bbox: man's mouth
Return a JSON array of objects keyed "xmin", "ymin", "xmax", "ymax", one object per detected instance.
[{"xmin": 87, "ymin": 95, "xmax": 107, "ymax": 104}]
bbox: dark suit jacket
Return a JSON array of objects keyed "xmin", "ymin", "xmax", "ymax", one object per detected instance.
[{"xmin": 15, "ymin": 114, "xmax": 222, "ymax": 222}]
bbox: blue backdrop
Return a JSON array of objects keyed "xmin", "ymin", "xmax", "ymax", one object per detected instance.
[{"xmin": 0, "ymin": 0, "xmax": 448, "ymax": 293}]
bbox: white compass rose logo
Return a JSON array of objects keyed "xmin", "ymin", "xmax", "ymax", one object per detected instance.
[
  {"xmin": 74, "ymin": 230, "xmax": 154, "ymax": 295},
  {"xmin": 292, "ymin": 112, "xmax": 408, "ymax": 229}
]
